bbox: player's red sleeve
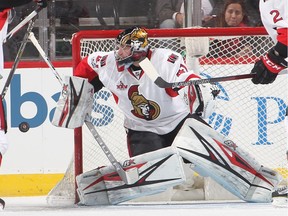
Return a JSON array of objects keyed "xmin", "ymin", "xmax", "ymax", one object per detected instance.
[
  {"xmin": 0, "ymin": 9, "xmax": 9, "ymax": 31},
  {"xmin": 74, "ymin": 56, "xmax": 98, "ymax": 82},
  {"xmin": 274, "ymin": 28, "xmax": 288, "ymax": 59},
  {"xmin": 277, "ymin": 28, "xmax": 288, "ymax": 46}
]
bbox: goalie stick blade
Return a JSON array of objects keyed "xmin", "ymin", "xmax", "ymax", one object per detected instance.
[
  {"xmin": 139, "ymin": 57, "xmax": 256, "ymax": 88},
  {"xmin": 4, "ymin": 7, "xmax": 43, "ymax": 43}
]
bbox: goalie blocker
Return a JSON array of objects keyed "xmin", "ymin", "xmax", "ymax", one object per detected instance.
[{"xmin": 52, "ymin": 76, "xmax": 94, "ymax": 129}]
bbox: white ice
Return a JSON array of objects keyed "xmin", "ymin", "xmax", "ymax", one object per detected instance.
[{"xmin": 1, "ymin": 196, "xmax": 287, "ymax": 216}]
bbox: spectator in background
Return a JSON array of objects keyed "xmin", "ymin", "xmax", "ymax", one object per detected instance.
[
  {"xmin": 156, "ymin": 0, "xmax": 183, "ymax": 28},
  {"xmin": 156, "ymin": 0, "xmax": 222, "ymax": 28},
  {"xmin": 203, "ymin": 0, "xmax": 250, "ymax": 27},
  {"xmin": 204, "ymin": 0, "xmax": 254, "ymax": 57}
]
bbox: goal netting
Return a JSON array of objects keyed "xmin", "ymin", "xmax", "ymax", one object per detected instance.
[{"xmin": 47, "ymin": 27, "xmax": 288, "ymax": 205}]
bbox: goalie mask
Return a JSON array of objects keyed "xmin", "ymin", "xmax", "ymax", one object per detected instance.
[{"xmin": 114, "ymin": 26, "xmax": 149, "ymax": 68}]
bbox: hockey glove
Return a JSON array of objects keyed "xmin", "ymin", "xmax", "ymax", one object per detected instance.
[
  {"xmin": 188, "ymin": 83, "xmax": 219, "ymax": 119},
  {"xmin": 251, "ymin": 43, "xmax": 288, "ymax": 84},
  {"xmin": 34, "ymin": 0, "xmax": 48, "ymax": 8}
]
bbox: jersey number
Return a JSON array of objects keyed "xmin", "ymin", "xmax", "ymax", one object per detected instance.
[{"xmin": 270, "ymin": 10, "xmax": 283, "ymax": 23}]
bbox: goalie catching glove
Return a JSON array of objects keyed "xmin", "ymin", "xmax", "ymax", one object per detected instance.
[
  {"xmin": 52, "ymin": 76, "xmax": 94, "ymax": 129},
  {"xmin": 179, "ymin": 82, "xmax": 220, "ymax": 119},
  {"xmin": 251, "ymin": 42, "xmax": 288, "ymax": 84}
]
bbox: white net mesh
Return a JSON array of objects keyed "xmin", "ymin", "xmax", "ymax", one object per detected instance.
[{"xmin": 47, "ymin": 28, "xmax": 288, "ymax": 204}]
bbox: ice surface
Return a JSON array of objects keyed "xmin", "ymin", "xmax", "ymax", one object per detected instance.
[{"xmin": 1, "ymin": 196, "xmax": 287, "ymax": 216}]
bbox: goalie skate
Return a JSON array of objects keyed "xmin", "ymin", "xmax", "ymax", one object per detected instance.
[
  {"xmin": 0, "ymin": 198, "xmax": 5, "ymax": 210},
  {"xmin": 272, "ymin": 186, "xmax": 288, "ymax": 207},
  {"xmin": 172, "ymin": 115, "xmax": 282, "ymax": 203},
  {"xmin": 76, "ymin": 147, "xmax": 185, "ymax": 205}
]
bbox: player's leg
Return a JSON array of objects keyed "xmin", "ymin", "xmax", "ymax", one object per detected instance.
[
  {"xmin": 77, "ymin": 114, "xmax": 195, "ymax": 205},
  {"xmin": 127, "ymin": 130, "xmax": 169, "ymax": 157},
  {"xmin": 76, "ymin": 146, "xmax": 186, "ymax": 205},
  {"xmin": 0, "ymin": 97, "xmax": 8, "ymax": 210},
  {"xmin": 127, "ymin": 114, "xmax": 191, "ymax": 157},
  {"xmin": 173, "ymin": 114, "xmax": 282, "ymax": 203},
  {"xmin": 272, "ymin": 186, "xmax": 288, "ymax": 207}
]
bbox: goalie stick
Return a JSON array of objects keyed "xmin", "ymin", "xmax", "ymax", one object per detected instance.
[
  {"xmin": 139, "ymin": 57, "xmax": 256, "ymax": 88},
  {"xmin": 28, "ymin": 32, "xmax": 64, "ymax": 86},
  {"xmin": 28, "ymin": 33, "xmax": 139, "ymax": 185},
  {"xmin": 85, "ymin": 121, "xmax": 139, "ymax": 184},
  {"xmin": 1, "ymin": 19, "xmax": 36, "ymax": 99}
]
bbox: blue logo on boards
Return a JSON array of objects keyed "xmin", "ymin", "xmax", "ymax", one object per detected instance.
[
  {"xmin": 202, "ymin": 72, "xmax": 286, "ymax": 145},
  {"xmin": 5, "ymin": 74, "xmax": 287, "ymax": 146},
  {"xmin": 3, "ymin": 74, "xmax": 59, "ymax": 127}
]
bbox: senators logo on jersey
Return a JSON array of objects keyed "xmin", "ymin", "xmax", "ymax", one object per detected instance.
[{"xmin": 128, "ymin": 85, "xmax": 160, "ymax": 120}]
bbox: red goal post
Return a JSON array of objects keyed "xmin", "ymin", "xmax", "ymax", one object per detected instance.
[{"xmin": 47, "ymin": 27, "xmax": 288, "ymax": 204}]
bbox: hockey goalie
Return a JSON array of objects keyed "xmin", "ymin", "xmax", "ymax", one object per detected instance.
[{"xmin": 52, "ymin": 26, "xmax": 282, "ymax": 205}]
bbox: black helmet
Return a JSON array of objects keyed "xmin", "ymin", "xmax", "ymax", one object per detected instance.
[{"xmin": 114, "ymin": 26, "xmax": 149, "ymax": 67}]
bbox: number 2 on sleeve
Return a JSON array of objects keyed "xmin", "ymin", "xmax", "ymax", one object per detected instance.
[{"xmin": 270, "ymin": 10, "xmax": 283, "ymax": 23}]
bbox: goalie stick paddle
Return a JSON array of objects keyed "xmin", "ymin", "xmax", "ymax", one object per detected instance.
[
  {"xmin": 29, "ymin": 34, "xmax": 140, "ymax": 185},
  {"xmin": 139, "ymin": 57, "xmax": 255, "ymax": 88}
]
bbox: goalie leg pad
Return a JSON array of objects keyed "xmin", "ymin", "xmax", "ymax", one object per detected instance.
[
  {"xmin": 52, "ymin": 76, "xmax": 94, "ymax": 129},
  {"xmin": 172, "ymin": 115, "xmax": 282, "ymax": 203},
  {"xmin": 76, "ymin": 147, "xmax": 186, "ymax": 205}
]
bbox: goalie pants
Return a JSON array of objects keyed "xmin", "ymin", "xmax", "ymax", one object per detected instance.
[{"xmin": 127, "ymin": 113, "xmax": 193, "ymax": 157}]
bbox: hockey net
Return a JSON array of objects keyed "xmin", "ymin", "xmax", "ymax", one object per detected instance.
[{"xmin": 47, "ymin": 27, "xmax": 288, "ymax": 205}]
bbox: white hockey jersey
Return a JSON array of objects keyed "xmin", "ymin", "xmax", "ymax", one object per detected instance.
[
  {"xmin": 75, "ymin": 48, "xmax": 200, "ymax": 135},
  {"xmin": 259, "ymin": 0, "xmax": 288, "ymax": 43}
]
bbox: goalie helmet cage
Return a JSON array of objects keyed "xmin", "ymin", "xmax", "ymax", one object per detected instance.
[{"xmin": 47, "ymin": 27, "xmax": 288, "ymax": 205}]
